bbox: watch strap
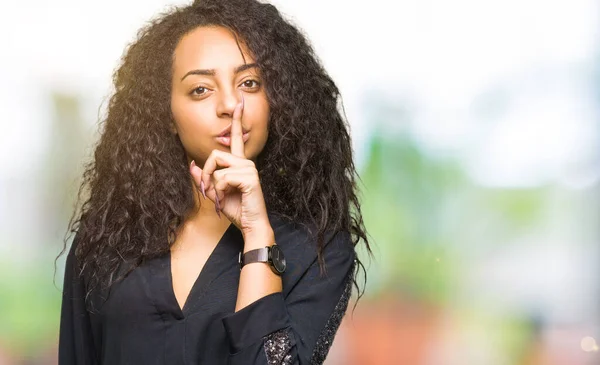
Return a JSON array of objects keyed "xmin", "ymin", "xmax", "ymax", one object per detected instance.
[{"xmin": 240, "ymin": 247, "xmax": 270, "ymax": 267}]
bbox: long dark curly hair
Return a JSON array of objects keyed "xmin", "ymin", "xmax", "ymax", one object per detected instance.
[{"xmin": 57, "ymin": 0, "xmax": 372, "ymax": 309}]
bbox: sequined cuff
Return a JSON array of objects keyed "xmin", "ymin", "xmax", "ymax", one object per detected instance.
[
  {"xmin": 263, "ymin": 328, "xmax": 294, "ymax": 365},
  {"xmin": 309, "ymin": 261, "xmax": 355, "ymax": 364}
]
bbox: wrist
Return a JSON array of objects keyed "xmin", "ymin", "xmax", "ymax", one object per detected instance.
[{"xmin": 242, "ymin": 225, "xmax": 275, "ymax": 253}]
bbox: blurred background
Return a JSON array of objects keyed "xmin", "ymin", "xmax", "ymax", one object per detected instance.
[{"xmin": 1, "ymin": 0, "xmax": 598, "ymax": 364}]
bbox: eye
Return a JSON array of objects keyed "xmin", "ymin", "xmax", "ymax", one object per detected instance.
[
  {"xmin": 190, "ymin": 86, "xmax": 208, "ymax": 97},
  {"xmin": 240, "ymin": 79, "xmax": 260, "ymax": 89}
]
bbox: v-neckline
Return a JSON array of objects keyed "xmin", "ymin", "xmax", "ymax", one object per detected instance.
[{"xmin": 166, "ymin": 222, "xmax": 238, "ymax": 318}]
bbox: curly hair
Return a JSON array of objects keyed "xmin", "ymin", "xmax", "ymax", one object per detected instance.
[{"xmin": 57, "ymin": 0, "xmax": 372, "ymax": 310}]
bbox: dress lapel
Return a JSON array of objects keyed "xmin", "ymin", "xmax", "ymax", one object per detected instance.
[{"xmin": 178, "ymin": 223, "xmax": 244, "ymax": 316}]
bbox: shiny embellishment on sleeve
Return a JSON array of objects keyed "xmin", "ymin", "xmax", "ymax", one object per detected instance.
[
  {"xmin": 263, "ymin": 328, "xmax": 294, "ymax": 365},
  {"xmin": 309, "ymin": 262, "xmax": 355, "ymax": 365}
]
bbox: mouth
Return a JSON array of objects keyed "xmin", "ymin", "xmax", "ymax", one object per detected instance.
[
  {"xmin": 215, "ymin": 132, "xmax": 250, "ymax": 146},
  {"xmin": 218, "ymin": 124, "xmax": 249, "ymax": 137}
]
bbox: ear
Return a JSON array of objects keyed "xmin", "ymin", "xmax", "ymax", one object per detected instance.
[{"xmin": 169, "ymin": 118, "xmax": 178, "ymax": 135}]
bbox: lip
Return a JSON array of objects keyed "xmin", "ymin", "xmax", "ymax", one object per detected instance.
[
  {"xmin": 216, "ymin": 132, "xmax": 250, "ymax": 146},
  {"xmin": 217, "ymin": 124, "xmax": 249, "ymax": 137}
]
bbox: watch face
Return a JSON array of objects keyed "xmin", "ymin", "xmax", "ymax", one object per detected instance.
[{"xmin": 270, "ymin": 245, "xmax": 286, "ymax": 274}]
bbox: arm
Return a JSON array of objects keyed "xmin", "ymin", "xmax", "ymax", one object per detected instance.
[
  {"xmin": 58, "ymin": 234, "xmax": 98, "ymax": 365},
  {"xmin": 221, "ymin": 230, "xmax": 356, "ymax": 365},
  {"xmin": 234, "ymin": 226, "xmax": 281, "ymax": 312}
]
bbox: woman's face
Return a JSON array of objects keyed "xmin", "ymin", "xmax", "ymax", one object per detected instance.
[{"xmin": 171, "ymin": 26, "xmax": 270, "ymax": 163}]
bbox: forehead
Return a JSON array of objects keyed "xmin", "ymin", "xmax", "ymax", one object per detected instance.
[{"xmin": 172, "ymin": 26, "xmax": 254, "ymax": 76}]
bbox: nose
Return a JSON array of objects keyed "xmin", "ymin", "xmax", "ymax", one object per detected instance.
[{"xmin": 216, "ymin": 89, "xmax": 241, "ymax": 119}]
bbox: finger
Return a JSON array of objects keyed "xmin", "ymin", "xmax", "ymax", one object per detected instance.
[
  {"xmin": 202, "ymin": 179, "xmax": 227, "ymax": 218},
  {"xmin": 211, "ymin": 166, "xmax": 256, "ymax": 199},
  {"xmin": 211, "ymin": 170, "xmax": 252, "ymax": 201},
  {"xmin": 201, "ymin": 149, "xmax": 253, "ymax": 193},
  {"xmin": 205, "ymin": 173, "xmax": 237, "ymax": 219},
  {"xmin": 201, "ymin": 150, "xmax": 232, "ymax": 192},
  {"xmin": 230, "ymin": 92, "xmax": 245, "ymax": 158},
  {"xmin": 189, "ymin": 160, "xmax": 206, "ymax": 199},
  {"xmin": 215, "ymin": 192, "xmax": 221, "ymax": 218}
]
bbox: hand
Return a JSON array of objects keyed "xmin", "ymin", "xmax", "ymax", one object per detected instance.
[{"xmin": 189, "ymin": 93, "xmax": 272, "ymax": 239}]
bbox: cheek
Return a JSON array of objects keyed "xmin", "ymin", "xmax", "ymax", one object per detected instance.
[
  {"xmin": 170, "ymin": 96, "xmax": 188, "ymax": 131},
  {"xmin": 247, "ymin": 99, "xmax": 270, "ymax": 129},
  {"xmin": 171, "ymin": 99, "xmax": 211, "ymax": 135},
  {"xmin": 247, "ymin": 102, "xmax": 271, "ymax": 152},
  {"xmin": 171, "ymin": 96, "xmax": 192, "ymax": 126}
]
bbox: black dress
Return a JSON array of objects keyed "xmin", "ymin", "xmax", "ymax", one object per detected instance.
[{"xmin": 58, "ymin": 213, "xmax": 356, "ymax": 364}]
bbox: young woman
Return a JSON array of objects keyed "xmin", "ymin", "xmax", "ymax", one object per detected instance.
[{"xmin": 58, "ymin": 0, "xmax": 371, "ymax": 364}]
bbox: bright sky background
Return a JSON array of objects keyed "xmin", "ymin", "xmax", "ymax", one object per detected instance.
[{"xmin": 1, "ymin": 0, "xmax": 598, "ymax": 187}]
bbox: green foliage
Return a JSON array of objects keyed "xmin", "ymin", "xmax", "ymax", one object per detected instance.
[
  {"xmin": 357, "ymin": 129, "xmax": 546, "ymax": 304},
  {"xmin": 359, "ymin": 132, "xmax": 464, "ymax": 302},
  {"xmin": 0, "ymin": 260, "xmax": 62, "ymax": 356}
]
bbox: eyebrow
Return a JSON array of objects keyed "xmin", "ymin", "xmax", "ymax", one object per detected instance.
[{"xmin": 180, "ymin": 63, "xmax": 258, "ymax": 82}]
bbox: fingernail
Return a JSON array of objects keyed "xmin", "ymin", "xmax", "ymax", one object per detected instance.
[
  {"xmin": 200, "ymin": 180, "xmax": 206, "ymax": 199},
  {"xmin": 191, "ymin": 160, "xmax": 196, "ymax": 168},
  {"xmin": 215, "ymin": 195, "xmax": 221, "ymax": 218}
]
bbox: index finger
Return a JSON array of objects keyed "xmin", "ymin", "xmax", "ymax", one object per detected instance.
[{"xmin": 230, "ymin": 93, "xmax": 245, "ymax": 158}]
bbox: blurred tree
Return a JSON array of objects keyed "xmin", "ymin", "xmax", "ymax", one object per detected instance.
[
  {"xmin": 357, "ymin": 96, "xmax": 547, "ymax": 304},
  {"xmin": 359, "ymin": 131, "xmax": 464, "ymax": 303},
  {"xmin": 41, "ymin": 92, "xmax": 90, "ymax": 235},
  {"xmin": 0, "ymin": 90, "xmax": 90, "ymax": 361}
]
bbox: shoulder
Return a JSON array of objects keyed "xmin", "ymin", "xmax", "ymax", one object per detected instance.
[
  {"xmin": 63, "ymin": 230, "xmax": 93, "ymax": 289},
  {"xmin": 267, "ymin": 213, "xmax": 356, "ymax": 290},
  {"xmin": 64, "ymin": 230, "xmax": 82, "ymax": 270},
  {"xmin": 267, "ymin": 212, "xmax": 355, "ymax": 261}
]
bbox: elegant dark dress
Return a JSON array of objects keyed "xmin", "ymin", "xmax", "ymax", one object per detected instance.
[{"xmin": 58, "ymin": 213, "xmax": 356, "ymax": 364}]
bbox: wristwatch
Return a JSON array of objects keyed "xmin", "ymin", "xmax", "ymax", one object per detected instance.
[{"xmin": 238, "ymin": 244, "xmax": 286, "ymax": 275}]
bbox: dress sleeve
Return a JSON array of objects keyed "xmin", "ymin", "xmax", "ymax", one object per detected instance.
[
  {"xmin": 221, "ymin": 230, "xmax": 356, "ymax": 365},
  {"xmin": 58, "ymin": 235, "xmax": 98, "ymax": 364}
]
